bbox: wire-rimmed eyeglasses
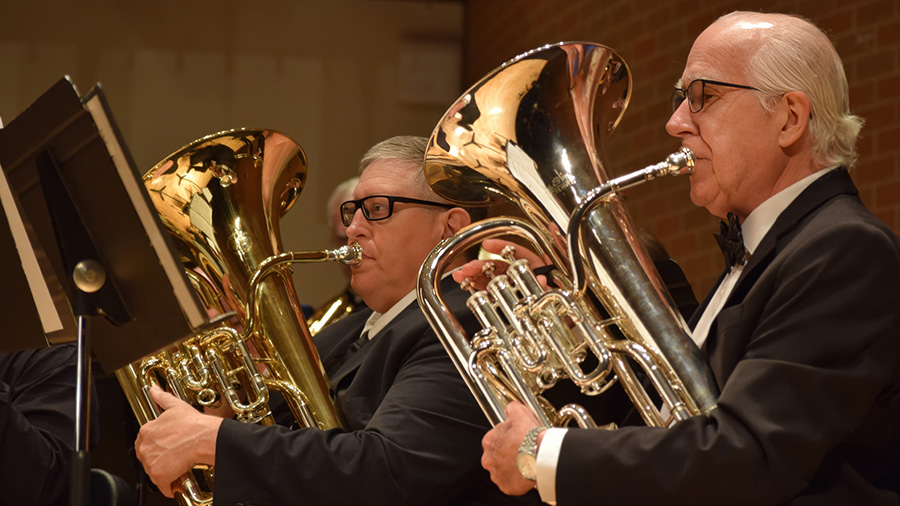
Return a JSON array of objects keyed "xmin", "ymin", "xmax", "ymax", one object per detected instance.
[
  {"xmin": 340, "ymin": 195, "xmax": 455, "ymax": 226},
  {"xmin": 671, "ymin": 79, "xmax": 760, "ymax": 113}
]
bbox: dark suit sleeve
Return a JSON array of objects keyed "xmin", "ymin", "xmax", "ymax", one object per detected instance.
[
  {"xmin": 554, "ymin": 215, "xmax": 900, "ymax": 505},
  {"xmin": 0, "ymin": 345, "xmax": 95, "ymax": 506},
  {"xmin": 212, "ymin": 317, "xmax": 497, "ymax": 506}
]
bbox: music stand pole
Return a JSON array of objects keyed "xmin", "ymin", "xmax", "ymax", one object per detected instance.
[
  {"xmin": 69, "ymin": 314, "xmax": 92, "ymax": 506},
  {"xmin": 70, "ymin": 257, "xmax": 110, "ymax": 506}
]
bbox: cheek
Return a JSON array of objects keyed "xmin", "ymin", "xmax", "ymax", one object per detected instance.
[
  {"xmin": 371, "ymin": 231, "xmax": 417, "ymax": 273},
  {"xmin": 706, "ymin": 113, "xmax": 768, "ymax": 161},
  {"xmin": 689, "ymin": 174, "xmax": 718, "ymax": 206},
  {"xmin": 397, "ymin": 228, "xmax": 443, "ymax": 270},
  {"xmin": 700, "ymin": 127, "xmax": 745, "ymax": 184}
]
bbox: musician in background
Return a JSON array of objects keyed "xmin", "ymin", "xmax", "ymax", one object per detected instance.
[
  {"xmin": 306, "ymin": 176, "xmax": 367, "ymax": 333},
  {"xmin": 638, "ymin": 230, "xmax": 698, "ymax": 320},
  {"xmin": 135, "ymin": 135, "xmax": 542, "ymax": 506},
  {"xmin": 480, "ymin": 11, "xmax": 900, "ymax": 505},
  {"xmin": 328, "ymin": 176, "xmax": 360, "ymax": 254},
  {"xmin": 0, "ymin": 344, "xmax": 100, "ymax": 506}
]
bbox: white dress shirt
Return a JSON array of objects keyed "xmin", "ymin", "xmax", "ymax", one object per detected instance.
[
  {"xmin": 360, "ymin": 288, "xmax": 419, "ymax": 341},
  {"xmin": 533, "ymin": 168, "xmax": 834, "ymax": 505},
  {"xmin": 360, "ymin": 269, "xmax": 458, "ymax": 341}
]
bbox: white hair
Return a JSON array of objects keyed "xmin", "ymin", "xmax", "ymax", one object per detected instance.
[
  {"xmin": 719, "ymin": 11, "xmax": 864, "ymax": 168},
  {"xmin": 326, "ymin": 176, "xmax": 359, "ymax": 229}
]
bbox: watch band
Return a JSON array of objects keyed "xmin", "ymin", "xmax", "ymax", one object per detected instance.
[
  {"xmin": 516, "ymin": 426, "xmax": 544, "ymax": 481},
  {"xmin": 519, "ymin": 426, "xmax": 543, "ymax": 454}
]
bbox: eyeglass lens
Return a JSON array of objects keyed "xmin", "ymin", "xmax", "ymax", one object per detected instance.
[
  {"xmin": 341, "ymin": 196, "xmax": 392, "ymax": 226},
  {"xmin": 672, "ymin": 80, "xmax": 702, "ymax": 113}
]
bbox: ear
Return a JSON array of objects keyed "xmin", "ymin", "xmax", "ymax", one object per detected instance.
[
  {"xmin": 778, "ymin": 91, "xmax": 811, "ymax": 149},
  {"xmin": 443, "ymin": 208, "xmax": 472, "ymax": 239}
]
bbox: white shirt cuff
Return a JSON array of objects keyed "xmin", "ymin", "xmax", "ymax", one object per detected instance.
[{"xmin": 535, "ymin": 427, "xmax": 567, "ymax": 505}]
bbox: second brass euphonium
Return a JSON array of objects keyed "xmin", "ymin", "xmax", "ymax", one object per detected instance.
[
  {"xmin": 115, "ymin": 129, "xmax": 359, "ymax": 506},
  {"xmin": 417, "ymin": 43, "xmax": 718, "ymax": 430}
]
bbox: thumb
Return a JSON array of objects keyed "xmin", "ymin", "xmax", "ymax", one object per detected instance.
[{"xmin": 149, "ymin": 384, "xmax": 184, "ymax": 412}]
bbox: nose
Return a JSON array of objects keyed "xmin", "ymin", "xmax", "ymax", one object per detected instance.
[
  {"xmin": 665, "ymin": 100, "xmax": 697, "ymax": 139},
  {"xmin": 345, "ymin": 205, "xmax": 368, "ymax": 240}
]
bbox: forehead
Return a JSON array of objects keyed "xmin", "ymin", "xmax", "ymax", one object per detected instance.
[
  {"xmin": 679, "ymin": 20, "xmax": 753, "ymax": 85},
  {"xmin": 354, "ymin": 159, "xmax": 417, "ymax": 197}
]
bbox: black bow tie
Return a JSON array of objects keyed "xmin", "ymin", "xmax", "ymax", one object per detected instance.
[{"xmin": 714, "ymin": 212, "xmax": 748, "ymax": 270}]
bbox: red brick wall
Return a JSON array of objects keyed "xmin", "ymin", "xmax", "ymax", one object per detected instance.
[{"xmin": 462, "ymin": 0, "xmax": 900, "ymax": 299}]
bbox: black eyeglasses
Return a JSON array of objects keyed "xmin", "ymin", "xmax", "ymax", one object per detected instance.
[
  {"xmin": 340, "ymin": 195, "xmax": 455, "ymax": 226},
  {"xmin": 671, "ymin": 79, "xmax": 760, "ymax": 113}
]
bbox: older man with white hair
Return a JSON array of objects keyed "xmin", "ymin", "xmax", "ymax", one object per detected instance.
[{"xmin": 481, "ymin": 11, "xmax": 900, "ymax": 505}]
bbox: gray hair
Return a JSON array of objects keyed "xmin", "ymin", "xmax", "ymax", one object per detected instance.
[
  {"xmin": 719, "ymin": 11, "xmax": 864, "ymax": 168},
  {"xmin": 358, "ymin": 135, "xmax": 489, "ymax": 222},
  {"xmin": 358, "ymin": 135, "xmax": 436, "ymax": 200}
]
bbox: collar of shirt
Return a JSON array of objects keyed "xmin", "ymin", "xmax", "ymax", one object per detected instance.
[
  {"xmin": 740, "ymin": 167, "xmax": 835, "ymax": 255},
  {"xmin": 359, "ymin": 268, "xmax": 460, "ymax": 341},
  {"xmin": 360, "ymin": 289, "xmax": 418, "ymax": 340}
]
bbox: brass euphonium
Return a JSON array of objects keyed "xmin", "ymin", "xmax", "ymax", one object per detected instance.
[
  {"xmin": 115, "ymin": 129, "xmax": 359, "ymax": 506},
  {"xmin": 417, "ymin": 43, "xmax": 718, "ymax": 430}
]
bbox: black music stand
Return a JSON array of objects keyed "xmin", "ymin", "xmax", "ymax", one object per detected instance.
[
  {"xmin": 0, "ymin": 177, "xmax": 72, "ymax": 349},
  {"xmin": 0, "ymin": 77, "xmax": 210, "ymax": 506}
]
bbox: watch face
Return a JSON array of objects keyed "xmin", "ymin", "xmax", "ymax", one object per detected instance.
[{"xmin": 516, "ymin": 452, "xmax": 537, "ymax": 480}]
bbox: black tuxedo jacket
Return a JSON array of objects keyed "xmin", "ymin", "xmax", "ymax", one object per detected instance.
[
  {"xmin": 0, "ymin": 344, "xmax": 100, "ymax": 506},
  {"xmin": 213, "ymin": 278, "xmax": 542, "ymax": 506},
  {"xmin": 555, "ymin": 169, "xmax": 900, "ymax": 505}
]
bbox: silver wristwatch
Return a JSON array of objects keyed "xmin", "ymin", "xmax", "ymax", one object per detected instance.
[{"xmin": 516, "ymin": 426, "xmax": 543, "ymax": 481}]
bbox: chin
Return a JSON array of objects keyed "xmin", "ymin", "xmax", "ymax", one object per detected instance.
[
  {"xmin": 701, "ymin": 203, "xmax": 729, "ymax": 219},
  {"xmin": 689, "ymin": 190, "xmax": 707, "ymax": 209},
  {"xmin": 689, "ymin": 181, "xmax": 718, "ymax": 209},
  {"xmin": 349, "ymin": 277, "xmax": 368, "ymax": 298}
]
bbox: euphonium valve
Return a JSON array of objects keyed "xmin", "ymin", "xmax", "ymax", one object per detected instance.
[
  {"xmin": 114, "ymin": 129, "xmax": 358, "ymax": 506},
  {"xmin": 417, "ymin": 42, "xmax": 717, "ymax": 431}
]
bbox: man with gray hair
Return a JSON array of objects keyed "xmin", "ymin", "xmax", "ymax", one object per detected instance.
[
  {"xmin": 135, "ymin": 135, "xmax": 538, "ymax": 506},
  {"xmin": 480, "ymin": 11, "xmax": 900, "ymax": 505}
]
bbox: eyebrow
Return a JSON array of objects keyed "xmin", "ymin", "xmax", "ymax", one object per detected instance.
[{"xmin": 674, "ymin": 75, "xmax": 722, "ymax": 89}]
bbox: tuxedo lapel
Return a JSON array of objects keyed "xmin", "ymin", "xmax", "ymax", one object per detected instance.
[
  {"xmin": 328, "ymin": 299, "xmax": 421, "ymax": 390},
  {"xmin": 701, "ymin": 168, "xmax": 859, "ymax": 353},
  {"xmin": 731, "ymin": 169, "xmax": 857, "ymax": 302},
  {"xmin": 329, "ymin": 334, "xmax": 372, "ymax": 390},
  {"xmin": 770, "ymin": 168, "xmax": 857, "ymax": 240},
  {"xmin": 326, "ymin": 276, "xmax": 463, "ymax": 393},
  {"xmin": 316, "ymin": 309, "xmax": 371, "ymax": 378}
]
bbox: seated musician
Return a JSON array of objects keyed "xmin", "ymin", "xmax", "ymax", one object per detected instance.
[
  {"xmin": 0, "ymin": 344, "xmax": 100, "ymax": 506},
  {"xmin": 480, "ymin": 11, "xmax": 900, "ymax": 506},
  {"xmin": 134, "ymin": 135, "xmax": 543, "ymax": 506}
]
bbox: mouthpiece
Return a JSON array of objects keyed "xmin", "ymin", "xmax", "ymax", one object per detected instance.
[
  {"xmin": 335, "ymin": 243, "xmax": 364, "ymax": 266},
  {"xmin": 666, "ymin": 148, "xmax": 695, "ymax": 176}
]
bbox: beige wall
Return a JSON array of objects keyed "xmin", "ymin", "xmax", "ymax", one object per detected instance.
[{"xmin": 0, "ymin": 0, "xmax": 464, "ymax": 307}]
